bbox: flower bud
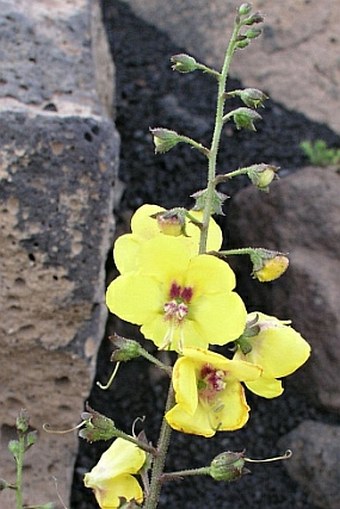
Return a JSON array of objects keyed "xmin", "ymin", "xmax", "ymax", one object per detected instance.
[
  {"xmin": 247, "ymin": 163, "xmax": 278, "ymax": 191},
  {"xmin": 244, "ymin": 12, "xmax": 264, "ymax": 25},
  {"xmin": 238, "ymin": 3, "xmax": 252, "ymax": 16},
  {"xmin": 0, "ymin": 478, "xmax": 9, "ymax": 491},
  {"xmin": 236, "ymin": 39, "xmax": 250, "ymax": 49},
  {"xmin": 16, "ymin": 409, "xmax": 29, "ymax": 433},
  {"xmin": 245, "ymin": 27, "xmax": 262, "ymax": 39},
  {"xmin": 209, "ymin": 451, "xmax": 248, "ymax": 482},
  {"xmin": 150, "ymin": 128, "xmax": 182, "ymax": 154},
  {"xmin": 110, "ymin": 334, "xmax": 142, "ymax": 362},
  {"xmin": 232, "ymin": 107, "xmax": 262, "ymax": 131},
  {"xmin": 79, "ymin": 405, "xmax": 117, "ymax": 443},
  {"xmin": 151, "ymin": 209, "xmax": 186, "ymax": 237},
  {"xmin": 171, "ymin": 53, "xmax": 198, "ymax": 73},
  {"xmin": 240, "ymin": 88, "xmax": 268, "ymax": 108},
  {"xmin": 254, "ymin": 254, "xmax": 290, "ymax": 282},
  {"xmin": 8, "ymin": 440, "xmax": 20, "ymax": 457},
  {"xmin": 26, "ymin": 430, "xmax": 38, "ymax": 449},
  {"xmin": 250, "ymin": 248, "xmax": 289, "ymax": 282}
]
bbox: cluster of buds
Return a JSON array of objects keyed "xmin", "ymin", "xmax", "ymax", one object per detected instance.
[{"xmin": 236, "ymin": 3, "xmax": 264, "ymax": 49}]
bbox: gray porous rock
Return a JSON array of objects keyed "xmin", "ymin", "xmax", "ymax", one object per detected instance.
[
  {"xmin": 228, "ymin": 166, "xmax": 340, "ymax": 413},
  {"xmin": 279, "ymin": 420, "xmax": 340, "ymax": 509},
  {"xmin": 122, "ymin": 0, "xmax": 340, "ymax": 134},
  {"xmin": 0, "ymin": 0, "xmax": 118, "ymax": 507}
]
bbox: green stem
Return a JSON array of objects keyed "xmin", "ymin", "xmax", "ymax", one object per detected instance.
[
  {"xmin": 144, "ymin": 383, "xmax": 175, "ymax": 509},
  {"xmin": 199, "ymin": 17, "xmax": 242, "ymax": 254},
  {"xmin": 179, "ymin": 135, "xmax": 210, "ymax": 157},
  {"xmin": 112, "ymin": 429, "xmax": 158, "ymax": 456},
  {"xmin": 161, "ymin": 466, "xmax": 210, "ymax": 482},
  {"xmin": 214, "ymin": 167, "xmax": 250, "ymax": 184},
  {"xmin": 15, "ymin": 435, "xmax": 25, "ymax": 509},
  {"xmin": 138, "ymin": 347, "xmax": 172, "ymax": 377},
  {"xmin": 217, "ymin": 247, "xmax": 255, "ymax": 257}
]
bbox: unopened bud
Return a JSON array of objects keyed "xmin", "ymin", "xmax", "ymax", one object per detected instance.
[
  {"xmin": 250, "ymin": 248, "xmax": 289, "ymax": 282},
  {"xmin": 79, "ymin": 405, "xmax": 117, "ymax": 443},
  {"xmin": 232, "ymin": 107, "xmax": 262, "ymax": 131},
  {"xmin": 247, "ymin": 163, "xmax": 279, "ymax": 191},
  {"xmin": 210, "ymin": 451, "xmax": 249, "ymax": 482},
  {"xmin": 236, "ymin": 39, "xmax": 250, "ymax": 49},
  {"xmin": 150, "ymin": 128, "xmax": 182, "ymax": 154},
  {"xmin": 26, "ymin": 430, "xmax": 38, "ymax": 449},
  {"xmin": 16, "ymin": 409, "xmax": 29, "ymax": 433},
  {"xmin": 110, "ymin": 334, "xmax": 142, "ymax": 362},
  {"xmin": 253, "ymin": 254, "xmax": 290, "ymax": 282},
  {"xmin": 240, "ymin": 88, "xmax": 268, "ymax": 108},
  {"xmin": 0, "ymin": 478, "xmax": 9, "ymax": 491},
  {"xmin": 244, "ymin": 12, "xmax": 264, "ymax": 25},
  {"xmin": 238, "ymin": 3, "xmax": 252, "ymax": 16},
  {"xmin": 171, "ymin": 53, "xmax": 198, "ymax": 73},
  {"xmin": 245, "ymin": 27, "xmax": 262, "ymax": 39},
  {"xmin": 151, "ymin": 209, "xmax": 186, "ymax": 237},
  {"xmin": 8, "ymin": 439, "xmax": 20, "ymax": 457}
]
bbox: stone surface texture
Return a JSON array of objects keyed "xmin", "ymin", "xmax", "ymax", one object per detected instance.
[
  {"xmin": 0, "ymin": 1, "xmax": 118, "ymax": 508},
  {"xmin": 122, "ymin": 0, "xmax": 340, "ymax": 134},
  {"xmin": 279, "ymin": 420, "xmax": 340, "ymax": 509},
  {"xmin": 228, "ymin": 167, "xmax": 340, "ymax": 413}
]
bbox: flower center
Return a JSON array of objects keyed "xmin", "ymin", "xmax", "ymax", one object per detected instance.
[
  {"xmin": 163, "ymin": 281, "xmax": 193, "ymax": 324},
  {"xmin": 198, "ymin": 363, "xmax": 226, "ymax": 401}
]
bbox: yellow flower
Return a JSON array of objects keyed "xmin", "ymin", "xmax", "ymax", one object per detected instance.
[
  {"xmin": 106, "ymin": 235, "xmax": 247, "ymax": 351},
  {"xmin": 114, "ymin": 204, "xmax": 222, "ymax": 273},
  {"xmin": 84, "ymin": 438, "xmax": 146, "ymax": 509},
  {"xmin": 233, "ymin": 312, "xmax": 311, "ymax": 398},
  {"xmin": 165, "ymin": 348, "xmax": 262, "ymax": 437}
]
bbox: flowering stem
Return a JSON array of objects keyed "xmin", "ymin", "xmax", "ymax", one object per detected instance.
[
  {"xmin": 199, "ymin": 16, "xmax": 243, "ymax": 254},
  {"xmin": 144, "ymin": 383, "xmax": 175, "ymax": 509}
]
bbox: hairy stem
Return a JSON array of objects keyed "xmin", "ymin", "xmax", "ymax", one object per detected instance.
[
  {"xmin": 199, "ymin": 16, "xmax": 242, "ymax": 254},
  {"xmin": 144, "ymin": 383, "xmax": 175, "ymax": 509}
]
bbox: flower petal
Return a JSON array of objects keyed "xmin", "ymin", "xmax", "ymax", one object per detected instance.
[
  {"xmin": 238, "ymin": 313, "xmax": 311, "ymax": 378},
  {"xmin": 106, "ymin": 274, "xmax": 162, "ymax": 325},
  {"xmin": 138, "ymin": 236, "xmax": 191, "ymax": 283},
  {"xmin": 212, "ymin": 381, "xmax": 250, "ymax": 431},
  {"xmin": 245, "ymin": 377, "xmax": 284, "ymax": 398},
  {"xmin": 131, "ymin": 204, "xmax": 165, "ymax": 238},
  {"xmin": 85, "ymin": 438, "xmax": 146, "ymax": 481},
  {"xmin": 165, "ymin": 399, "xmax": 216, "ymax": 437},
  {"xmin": 194, "ymin": 292, "xmax": 247, "ymax": 345},
  {"xmin": 186, "ymin": 255, "xmax": 236, "ymax": 294},
  {"xmin": 113, "ymin": 234, "xmax": 142, "ymax": 274},
  {"xmin": 85, "ymin": 473, "xmax": 143, "ymax": 509},
  {"xmin": 172, "ymin": 357, "xmax": 198, "ymax": 415}
]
